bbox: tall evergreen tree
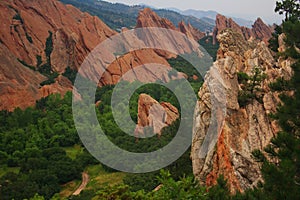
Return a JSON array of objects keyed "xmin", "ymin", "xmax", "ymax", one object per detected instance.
[{"xmin": 253, "ymin": 1, "xmax": 300, "ymax": 199}]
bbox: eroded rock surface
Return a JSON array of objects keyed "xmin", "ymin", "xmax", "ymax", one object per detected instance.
[
  {"xmin": 0, "ymin": 1, "xmax": 203, "ymax": 110},
  {"xmin": 135, "ymin": 94, "xmax": 179, "ymax": 136},
  {"xmin": 213, "ymin": 14, "xmax": 273, "ymax": 45},
  {"xmin": 191, "ymin": 29, "xmax": 292, "ymax": 193}
]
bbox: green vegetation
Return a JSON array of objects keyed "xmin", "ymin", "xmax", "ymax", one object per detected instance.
[
  {"xmin": 72, "ymin": 170, "xmax": 233, "ymax": 200},
  {"xmin": 86, "ymin": 165, "xmax": 125, "ymax": 190},
  {"xmin": 95, "ymin": 80, "xmax": 198, "ymax": 153},
  {"xmin": 167, "ymin": 56, "xmax": 203, "ymax": 80},
  {"xmin": 268, "ymin": 25, "xmax": 283, "ymax": 52},
  {"xmin": 269, "ymin": 77, "xmax": 291, "ymax": 91},
  {"xmin": 17, "ymin": 58, "xmax": 36, "ymax": 71},
  {"xmin": 45, "ymin": 31, "xmax": 53, "ymax": 65},
  {"xmin": 199, "ymin": 36, "xmax": 220, "ymax": 61},
  {"xmin": 0, "ymin": 93, "xmax": 97, "ymax": 199},
  {"xmin": 63, "ymin": 144, "xmax": 83, "ymax": 160},
  {"xmin": 237, "ymin": 66, "xmax": 267, "ymax": 107},
  {"xmin": 249, "ymin": 1, "xmax": 300, "ymax": 199},
  {"xmin": 40, "ymin": 72, "xmax": 59, "ymax": 86},
  {"xmin": 0, "ymin": 75, "xmax": 199, "ymax": 199},
  {"xmin": 36, "ymin": 55, "xmax": 42, "ymax": 68},
  {"xmin": 60, "ymin": 0, "xmax": 214, "ymax": 32},
  {"xmin": 167, "ymin": 56, "xmax": 204, "ymax": 95},
  {"xmin": 2, "ymin": 1, "xmax": 299, "ymax": 199},
  {"xmin": 26, "ymin": 32, "xmax": 33, "ymax": 43},
  {"xmin": 38, "ymin": 31, "xmax": 59, "ymax": 86},
  {"xmin": 62, "ymin": 66, "xmax": 77, "ymax": 84},
  {"xmin": 13, "ymin": 13, "xmax": 23, "ymax": 24}
]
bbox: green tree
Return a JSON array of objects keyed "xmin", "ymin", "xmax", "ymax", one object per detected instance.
[
  {"xmin": 275, "ymin": 0, "xmax": 300, "ymax": 21},
  {"xmin": 238, "ymin": 66, "xmax": 267, "ymax": 107},
  {"xmin": 251, "ymin": 1, "xmax": 300, "ymax": 199}
]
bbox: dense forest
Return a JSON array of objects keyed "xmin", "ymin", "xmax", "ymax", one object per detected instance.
[{"xmin": 0, "ymin": 55, "xmax": 203, "ymax": 199}]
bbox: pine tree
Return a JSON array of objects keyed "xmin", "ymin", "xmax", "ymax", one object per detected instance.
[{"xmin": 253, "ymin": 1, "xmax": 300, "ymax": 199}]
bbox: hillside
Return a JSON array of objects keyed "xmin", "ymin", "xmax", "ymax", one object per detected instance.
[
  {"xmin": 0, "ymin": 0, "xmax": 205, "ymax": 110},
  {"xmin": 59, "ymin": 0, "xmax": 214, "ymax": 32}
]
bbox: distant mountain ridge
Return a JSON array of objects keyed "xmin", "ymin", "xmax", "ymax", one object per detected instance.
[{"xmin": 60, "ymin": 0, "xmax": 214, "ymax": 32}]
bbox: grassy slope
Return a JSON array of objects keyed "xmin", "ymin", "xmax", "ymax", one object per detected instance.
[{"xmin": 59, "ymin": 146, "xmax": 125, "ymax": 198}]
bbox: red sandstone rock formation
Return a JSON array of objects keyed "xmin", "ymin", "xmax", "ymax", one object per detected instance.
[
  {"xmin": 178, "ymin": 21, "xmax": 206, "ymax": 41},
  {"xmin": 192, "ymin": 29, "xmax": 293, "ymax": 193},
  {"xmin": 137, "ymin": 8, "xmax": 205, "ymax": 42},
  {"xmin": 213, "ymin": 14, "xmax": 273, "ymax": 45},
  {"xmin": 0, "ymin": 1, "xmax": 201, "ymax": 110},
  {"xmin": 135, "ymin": 94, "xmax": 179, "ymax": 136},
  {"xmin": 0, "ymin": 0, "xmax": 117, "ymax": 110}
]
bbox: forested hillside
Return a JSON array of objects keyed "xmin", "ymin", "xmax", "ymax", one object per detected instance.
[{"xmin": 60, "ymin": 0, "xmax": 214, "ymax": 32}]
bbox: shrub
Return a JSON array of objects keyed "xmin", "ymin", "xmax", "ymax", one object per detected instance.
[
  {"xmin": 26, "ymin": 33, "xmax": 33, "ymax": 44},
  {"xmin": 269, "ymin": 77, "xmax": 291, "ymax": 91},
  {"xmin": 237, "ymin": 66, "xmax": 266, "ymax": 107}
]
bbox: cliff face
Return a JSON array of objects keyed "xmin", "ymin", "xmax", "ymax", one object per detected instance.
[
  {"xmin": 191, "ymin": 29, "xmax": 293, "ymax": 193},
  {"xmin": 213, "ymin": 14, "xmax": 273, "ymax": 45},
  {"xmin": 137, "ymin": 8, "xmax": 177, "ymax": 30},
  {"xmin": 134, "ymin": 94, "xmax": 179, "ymax": 136},
  {"xmin": 0, "ymin": 0, "xmax": 117, "ymax": 110},
  {"xmin": 178, "ymin": 21, "xmax": 206, "ymax": 42},
  {"xmin": 0, "ymin": 43, "xmax": 73, "ymax": 110},
  {"xmin": 0, "ymin": 0, "xmax": 116, "ymax": 72},
  {"xmin": 0, "ymin": 1, "xmax": 201, "ymax": 110},
  {"xmin": 0, "ymin": 44, "xmax": 44, "ymax": 110}
]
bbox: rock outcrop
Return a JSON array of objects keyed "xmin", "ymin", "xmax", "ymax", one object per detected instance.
[
  {"xmin": 0, "ymin": 0, "xmax": 117, "ymax": 110},
  {"xmin": 191, "ymin": 29, "xmax": 293, "ymax": 193},
  {"xmin": 136, "ymin": 8, "xmax": 177, "ymax": 30},
  {"xmin": 137, "ymin": 8, "xmax": 205, "ymax": 42},
  {"xmin": 0, "ymin": 0, "xmax": 116, "ymax": 72},
  {"xmin": 0, "ymin": 1, "xmax": 202, "ymax": 110},
  {"xmin": 213, "ymin": 14, "xmax": 273, "ymax": 45},
  {"xmin": 178, "ymin": 21, "xmax": 206, "ymax": 41},
  {"xmin": 0, "ymin": 44, "xmax": 45, "ymax": 110},
  {"xmin": 0, "ymin": 43, "xmax": 72, "ymax": 111},
  {"xmin": 135, "ymin": 94, "xmax": 179, "ymax": 136}
]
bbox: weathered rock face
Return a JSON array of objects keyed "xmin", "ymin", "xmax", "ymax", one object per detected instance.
[
  {"xmin": 135, "ymin": 94, "xmax": 179, "ymax": 136},
  {"xmin": 178, "ymin": 21, "xmax": 206, "ymax": 41},
  {"xmin": 137, "ymin": 8, "xmax": 205, "ymax": 42},
  {"xmin": 0, "ymin": 0, "xmax": 116, "ymax": 73},
  {"xmin": 213, "ymin": 14, "xmax": 273, "ymax": 45},
  {"xmin": 0, "ymin": 0, "xmax": 117, "ymax": 110},
  {"xmin": 0, "ymin": 44, "xmax": 45, "ymax": 110},
  {"xmin": 191, "ymin": 29, "xmax": 293, "ymax": 193},
  {"xmin": 0, "ymin": 44, "xmax": 72, "ymax": 111},
  {"xmin": 251, "ymin": 18, "xmax": 274, "ymax": 44},
  {"xmin": 137, "ymin": 8, "xmax": 177, "ymax": 30},
  {"xmin": 0, "ymin": 1, "xmax": 201, "ymax": 110}
]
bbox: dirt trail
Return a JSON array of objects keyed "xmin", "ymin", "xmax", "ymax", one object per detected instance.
[{"xmin": 73, "ymin": 172, "xmax": 89, "ymax": 196}]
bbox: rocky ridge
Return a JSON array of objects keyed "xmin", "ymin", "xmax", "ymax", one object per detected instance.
[
  {"xmin": 137, "ymin": 8, "xmax": 205, "ymax": 42},
  {"xmin": 213, "ymin": 14, "xmax": 273, "ymax": 45},
  {"xmin": 191, "ymin": 29, "xmax": 293, "ymax": 193}
]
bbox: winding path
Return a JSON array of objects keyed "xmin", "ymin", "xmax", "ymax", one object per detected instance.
[{"xmin": 73, "ymin": 172, "xmax": 89, "ymax": 196}]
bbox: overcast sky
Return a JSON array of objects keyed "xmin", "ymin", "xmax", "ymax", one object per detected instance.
[{"xmin": 105, "ymin": 0, "xmax": 284, "ymax": 24}]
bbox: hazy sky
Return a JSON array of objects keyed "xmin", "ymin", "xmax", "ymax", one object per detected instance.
[{"xmin": 105, "ymin": 0, "xmax": 284, "ymax": 24}]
